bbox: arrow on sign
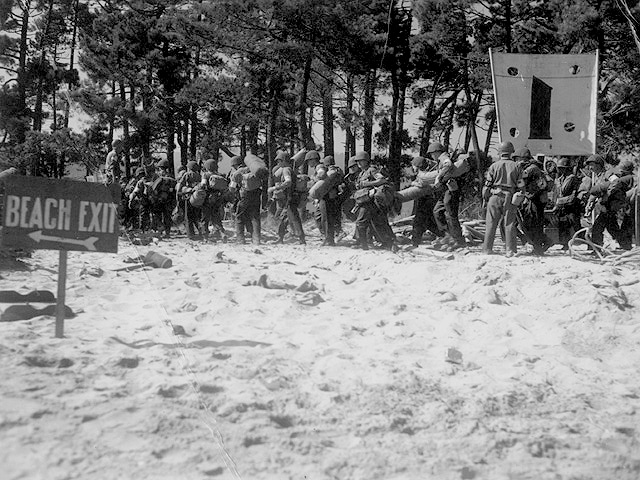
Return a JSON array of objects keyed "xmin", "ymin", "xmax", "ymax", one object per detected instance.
[{"xmin": 28, "ymin": 230, "xmax": 99, "ymax": 251}]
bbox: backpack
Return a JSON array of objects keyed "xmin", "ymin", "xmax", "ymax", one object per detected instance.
[
  {"xmin": 189, "ymin": 184, "xmax": 208, "ymax": 207},
  {"xmin": 451, "ymin": 154, "xmax": 471, "ymax": 178},
  {"xmin": 148, "ymin": 177, "xmax": 175, "ymax": 204},
  {"xmin": 295, "ymin": 174, "xmax": 311, "ymax": 193}
]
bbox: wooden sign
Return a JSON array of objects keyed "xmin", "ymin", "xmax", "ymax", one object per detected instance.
[
  {"xmin": 2, "ymin": 175, "xmax": 119, "ymax": 253},
  {"xmin": 1, "ymin": 175, "xmax": 120, "ymax": 338},
  {"xmin": 489, "ymin": 50, "xmax": 598, "ymax": 156}
]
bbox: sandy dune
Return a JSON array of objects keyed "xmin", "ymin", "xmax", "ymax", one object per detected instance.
[{"xmin": 1, "ymin": 224, "xmax": 639, "ymax": 480}]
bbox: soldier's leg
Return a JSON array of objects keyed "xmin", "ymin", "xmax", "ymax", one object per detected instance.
[
  {"xmin": 444, "ymin": 189, "xmax": 464, "ymax": 245},
  {"xmin": 483, "ymin": 194, "xmax": 503, "ymax": 254}
]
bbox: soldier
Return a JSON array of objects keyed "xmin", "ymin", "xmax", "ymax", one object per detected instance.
[
  {"xmin": 149, "ymin": 159, "xmax": 177, "ymax": 237},
  {"xmin": 128, "ymin": 164, "xmax": 156, "ymax": 232},
  {"xmin": 482, "ymin": 141, "xmax": 521, "ymax": 257},
  {"xmin": 606, "ymin": 159, "xmax": 636, "ymax": 250},
  {"xmin": 177, "ymin": 161, "xmax": 204, "ymax": 239},
  {"xmin": 270, "ymin": 151, "xmax": 306, "ymax": 245},
  {"xmin": 201, "ymin": 158, "xmax": 227, "ymax": 241},
  {"xmin": 554, "ymin": 157, "xmax": 582, "ymax": 249},
  {"xmin": 104, "ymin": 139, "xmax": 123, "ymax": 184},
  {"xmin": 515, "ymin": 147, "xmax": 552, "ymax": 255},
  {"xmin": 123, "ymin": 167, "xmax": 145, "ymax": 230},
  {"xmin": 313, "ymin": 155, "xmax": 344, "ymax": 246},
  {"xmin": 351, "ymin": 151, "xmax": 396, "ymax": 251},
  {"xmin": 410, "ymin": 155, "xmax": 444, "ymax": 246},
  {"xmin": 429, "ymin": 142, "xmax": 466, "ymax": 249},
  {"xmin": 231, "ymin": 161, "xmax": 262, "ymax": 245}
]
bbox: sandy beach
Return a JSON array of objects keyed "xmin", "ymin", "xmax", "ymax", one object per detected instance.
[{"xmin": 1, "ymin": 221, "xmax": 639, "ymax": 480}]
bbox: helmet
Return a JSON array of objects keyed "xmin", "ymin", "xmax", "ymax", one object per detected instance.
[
  {"xmin": 203, "ymin": 159, "xmax": 217, "ymax": 172},
  {"xmin": 322, "ymin": 155, "xmax": 335, "ymax": 167},
  {"xmin": 347, "ymin": 156, "xmax": 359, "ymax": 170},
  {"xmin": 498, "ymin": 141, "xmax": 515, "ymax": 155},
  {"xmin": 186, "ymin": 161, "xmax": 200, "ymax": 172},
  {"xmin": 230, "ymin": 155, "xmax": 243, "ymax": 167},
  {"xmin": 135, "ymin": 167, "xmax": 145, "ymax": 177},
  {"xmin": 353, "ymin": 151, "xmax": 370, "ymax": 163},
  {"xmin": 513, "ymin": 147, "xmax": 532, "ymax": 159},
  {"xmin": 305, "ymin": 150, "xmax": 320, "ymax": 162},
  {"xmin": 557, "ymin": 157, "xmax": 571, "ymax": 169},
  {"xmin": 618, "ymin": 159, "xmax": 635, "ymax": 174},
  {"xmin": 411, "ymin": 156, "xmax": 425, "ymax": 168},
  {"xmin": 275, "ymin": 151, "xmax": 291, "ymax": 165},
  {"xmin": 156, "ymin": 159, "xmax": 170, "ymax": 169},
  {"xmin": 585, "ymin": 154, "xmax": 605, "ymax": 166},
  {"xmin": 427, "ymin": 142, "xmax": 445, "ymax": 154}
]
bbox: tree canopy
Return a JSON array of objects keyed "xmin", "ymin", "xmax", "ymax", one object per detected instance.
[{"xmin": 1, "ymin": 0, "xmax": 639, "ymax": 180}]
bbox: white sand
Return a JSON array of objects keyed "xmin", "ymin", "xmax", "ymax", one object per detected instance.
[{"xmin": 1, "ymin": 225, "xmax": 639, "ymax": 480}]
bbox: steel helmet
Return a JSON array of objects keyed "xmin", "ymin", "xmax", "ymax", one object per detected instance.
[
  {"xmin": 275, "ymin": 151, "xmax": 291, "ymax": 165},
  {"xmin": 353, "ymin": 151, "xmax": 370, "ymax": 163},
  {"xmin": 186, "ymin": 161, "xmax": 200, "ymax": 172},
  {"xmin": 513, "ymin": 147, "xmax": 532, "ymax": 159},
  {"xmin": 557, "ymin": 157, "xmax": 572, "ymax": 169},
  {"xmin": 156, "ymin": 159, "xmax": 170, "ymax": 169},
  {"xmin": 498, "ymin": 141, "xmax": 515, "ymax": 155},
  {"xmin": 203, "ymin": 159, "xmax": 217, "ymax": 172},
  {"xmin": 322, "ymin": 155, "xmax": 335, "ymax": 167},
  {"xmin": 427, "ymin": 142, "xmax": 445, "ymax": 154},
  {"xmin": 230, "ymin": 155, "xmax": 243, "ymax": 167},
  {"xmin": 305, "ymin": 150, "xmax": 320, "ymax": 162},
  {"xmin": 585, "ymin": 154, "xmax": 605, "ymax": 166},
  {"xmin": 411, "ymin": 156, "xmax": 426, "ymax": 168},
  {"xmin": 347, "ymin": 156, "xmax": 359, "ymax": 170},
  {"xmin": 618, "ymin": 159, "xmax": 635, "ymax": 174}
]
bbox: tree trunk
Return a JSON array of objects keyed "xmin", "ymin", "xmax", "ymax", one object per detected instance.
[
  {"xmin": 443, "ymin": 101, "xmax": 456, "ymax": 150},
  {"xmin": 322, "ymin": 79, "xmax": 334, "ymax": 157},
  {"xmin": 345, "ymin": 73, "xmax": 355, "ymax": 169},
  {"xmin": 240, "ymin": 125, "xmax": 247, "ymax": 158},
  {"xmin": 296, "ymin": 52, "xmax": 313, "ymax": 147},
  {"xmin": 419, "ymin": 86, "xmax": 460, "ymax": 156},
  {"xmin": 120, "ymin": 81, "xmax": 131, "ymax": 175},
  {"xmin": 267, "ymin": 76, "xmax": 282, "ymax": 188},
  {"xmin": 363, "ymin": 69, "xmax": 377, "ymax": 155},
  {"xmin": 484, "ymin": 109, "xmax": 496, "ymax": 156},
  {"xmin": 108, "ymin": 81, "xmax": 116, "ymax": 146},
  {"xmin": 64, "ymin": 0, "xmax": 80, "ymax": 129},
  {"xmin": 52, "ymin": 49, "xmax": 57, "ymax": 131},
  {"xmin": 505, "ymin": 0, "xmax": 512, "ymax": 53},
  {"xmin": 33, "ymin": 0, "xmax": 55, "ymax": 133},
  {"xmin": 464, "ymin": 84, "xmax": 484, "ymax": 187},
  {"xmin": 388, "ymin": 68, "xmax": 401, "ymax": 187},
  {"xmin": 140, "ymin": 71, "xmax": 153, "ymax": 161},
  {"xmin": 16, "ymin": 0, "xmax": 31, "ymax": 143}
]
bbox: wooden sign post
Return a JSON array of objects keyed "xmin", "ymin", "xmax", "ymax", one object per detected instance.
[{"xmin": 2, "ymin": 176, "xmax": 119, "ymax": 338}]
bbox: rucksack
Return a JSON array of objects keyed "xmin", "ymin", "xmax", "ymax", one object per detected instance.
[
  {"xmin": 451, "ymin": 154, "xmax": 471, "ymax": 178},
  {"xmin": 189, "ymin": 185, "xmax": 208, "ymax": 207},
  {"xmin": 148, "ymin": 177, "xmax": 175, "ymax": 204}
]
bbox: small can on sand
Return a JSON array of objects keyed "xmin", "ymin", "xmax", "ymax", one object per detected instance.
[{"xmin": 144, "ymin": 251, "xmax": 172, "ymax": 268}]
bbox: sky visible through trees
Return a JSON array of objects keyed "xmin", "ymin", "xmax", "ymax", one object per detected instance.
[{"xmin": 0, "ymin": 0, "xmax": 639, "ymax": 183}]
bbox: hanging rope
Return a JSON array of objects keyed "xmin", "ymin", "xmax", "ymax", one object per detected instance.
[{"xmin": 568, "ymin": 227, "xmax": 640, "ymax": 268}]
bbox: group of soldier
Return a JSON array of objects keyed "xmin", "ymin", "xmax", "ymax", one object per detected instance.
[
  {"xmin": 104, "ymin": 137, "xmax": 638, "ymax": 255},
  {"xmin": 482, "ymin": 141, "xmax": 637, "ymax": 256}
]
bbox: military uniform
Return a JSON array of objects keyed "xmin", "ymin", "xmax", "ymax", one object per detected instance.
[
  {"xmin": 483, "ymin": 156, "xmax": 520, "ymax": 256},
  {"xmin": 177, "ymin": 164, "xmax": 203, "ymax": 238},
  {"xmin": 554, "ymin": 168, "xmax": 582, "ymax": 247},
  {"xmin": 272, "ymin": 162, "xmax": 305, "ymax": 244},
  {"xmin": 433, "ymin": 152, "xmax": 465, "ymax": 247},
  {"xmin": 232, "ymin": 167, "xmax": 262, "ymax": 244},
  {"xmin": 353, "ymin": 164, "xmax": 395, "ymax": 250},
  {"xmin": 518, "ymin": 160, "xmax": 551, "ymax": 255}
]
